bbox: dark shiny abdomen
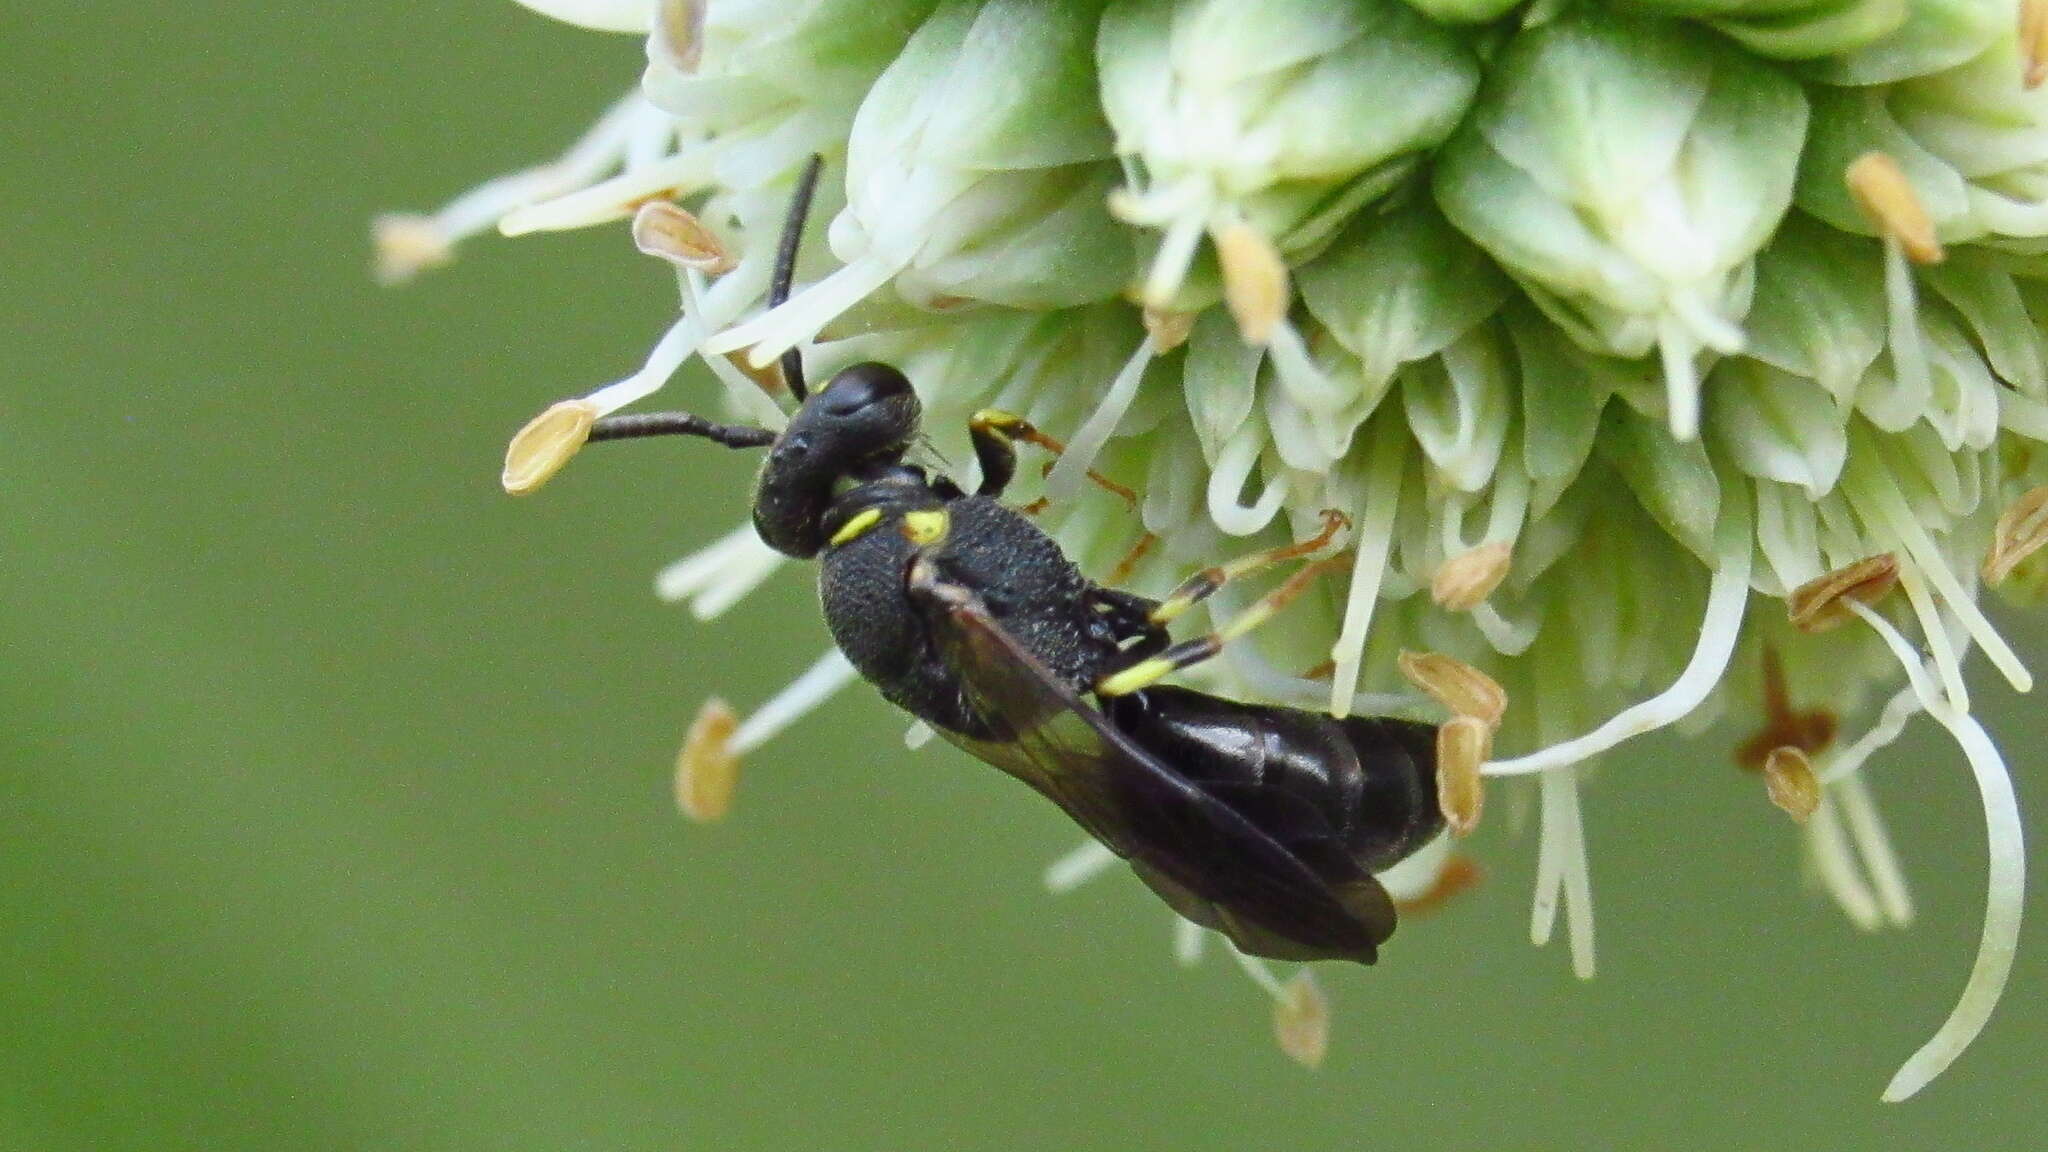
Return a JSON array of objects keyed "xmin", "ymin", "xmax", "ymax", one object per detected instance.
[{"xmin": 1103, "ymin": 686, "xmax": 1443, "ymax": 873}]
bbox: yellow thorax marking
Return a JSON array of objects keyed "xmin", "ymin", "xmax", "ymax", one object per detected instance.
[
  {"xmin": 902, "ymin": 509, "xmax": 949, "ymax": 547},
  {"xmin": 828, "ymin": 508, "xmax": 884, "ymax": 547}
]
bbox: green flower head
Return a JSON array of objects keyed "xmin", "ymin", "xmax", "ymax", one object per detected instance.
[{"xmin": 385, "ymin": 0, "xmax": 2048, "ymax": 1101}]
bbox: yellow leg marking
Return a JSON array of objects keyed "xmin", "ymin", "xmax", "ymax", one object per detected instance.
[
  {"xmin": 1100, "ymin": 554, "xmax": 1344, "ymax": 697},
  {"xmin": 1099, "ymin": 652, "xmax": 1198, "ymax": 697},
  {"xmin": 1150, "ymin": 510, "xmax": 1349, "ymax": 626},
  {"xmin": 901, "ymin": 509, "xmax": 949, "ymax": 547},
  {"xmin": 828, "ymin": 508, "xmax": 884, "ymax": 547},
  {"xmin": 973, "ymin": 408, "xmax": 1139, "ymax": 509}
]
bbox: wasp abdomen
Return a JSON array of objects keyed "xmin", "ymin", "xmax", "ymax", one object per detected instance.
[{"xmin": 1103, "ymin": 686, "xmax": 1443, "ymax": 874}]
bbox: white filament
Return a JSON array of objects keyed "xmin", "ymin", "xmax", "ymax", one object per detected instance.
[
  {"xmin": 1847, "ymin": 600, "xmax": 2026, "ymax": 1103},
  {"xmin": 1486, "ymin": 508, "xmax": 1752, "ymax": 776},
  {"xmin": 1328, "ymin": 429, "xmax": 1405, "ymax": 718},
  {"xmin": 1045, "ymin": 334, "xmax": 1156, "ymax": 505},
  {"xmin": 1043, "ymin": 840, "xmax": 1118, "ymax": 894},
  {"xmin": 1809, "ymin": 790, "xmax": 1885, "ymax": 932},
  {"xmin": 1173, "ymin": 917, "xmax": 1207, "ymax": 968},
  {"xmin": 704, "ymin": 254, "xmax": 902, "ymax": 368},
  {"xmin": 730, "ymin": 648, "xmax": 857, "ymax": 755},
  {"xmin": 1836, "ymin": 772, "xmax": 1914, "ymax": 928},
  {"xmin": 655, "ymin": 525, "xmax": 785, "ymax": 620}
]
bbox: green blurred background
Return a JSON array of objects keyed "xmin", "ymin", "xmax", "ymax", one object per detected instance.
[{"xmin": 4, "ymin": 4, "xmax": 2044, "ymax": 1149}]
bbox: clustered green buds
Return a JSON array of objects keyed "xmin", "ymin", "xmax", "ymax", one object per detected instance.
[{"xmin": 390, "ymin": 0, "xmax": 2048, "ymax": 1101}]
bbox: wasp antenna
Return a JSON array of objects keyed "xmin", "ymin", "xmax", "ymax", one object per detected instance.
[
  {"xmin": 773, "ymin": 153, "xmax": 826, "ymax": 403},
  {"xmin": 588, "ymin": 411, "xmax": 775, "ymax": 449}
]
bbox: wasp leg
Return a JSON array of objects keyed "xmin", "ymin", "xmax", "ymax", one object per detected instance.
[
  {"xmin": 969, "ymin": 409, "xmax": 1139, "ymax": 506},
  {"xmin": 771, "ymin": 153, "xmax": 825, "ymax": 402},
  {"xmin": 1088, "ymin": 586, "xmax": 1170, "ymax": 660},
  {"xmin": 1097, "ymin": 553, "xmax": 1347, "ymax": 697},
  {"xmin": 1148, "ymin": 509, "xmax": 1348, "ymax": 627}
]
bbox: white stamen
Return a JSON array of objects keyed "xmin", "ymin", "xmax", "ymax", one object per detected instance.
[
  {"xmin": 1809, "ymin": 790, "xmax": 1885, "ymax": 931},
  {"xmin": 1835, "ymin": 772, "xmax": 1914, "ymax": 927},
  {"xmin": 1329, "ymin": 427, "xmax": 1405, "ymax": 718},
  {"xmin": 1486, "ymin": 509, "xmax": 1752, "ymax": 776},
  {"xmin": 1173, "ymin": 917, "xmax": 1207, "ymax": 968},
  {"xmin": 1821, "ymin": 683, "xmax": 1923, "ymax": 785},
  {"xmin": 375, "ymin": 92, "xmax": 653, "ymax": 280},
  {"xmin": 1141, "ymin": 205, "xmax": 1211, "ymax": 309},
  {"xmin": 729, "ymin": 648, "xmax": 857, "ymax": 755},
  {"xmin": 1206, "ymin": 422, "xmax": 1289, "ymax": 536},
  {"xmin": 1852, "ymin": 456, "xmax": 2031, "ymax": 694},
  {"xmin": 1472, "ymin": 602, "xmax": 1539, "ymax": 656},
  {"xmin": 497, "ymin": 152, "xmax": 709, "ymax": 236},
  {"xmin": 584, "ymin": 312, "xmax": 703, "ymax": 414},
  {"xmin": 1375, "ymin": 832, "xmax": 1453, "ymax": 905},
  {"xmin": 1530, "ymin": 768, "xmax": 1567, "ymax": 947},
  {"xmin": 1267, "ymin": 321, "xmax": 1353, "ymax": 417},
  {"xmin": 903, "ymin": 720, "xmax": 936, "ymax": 750},
  {"xmin": 1226, "ymin": 942, "xmax": 1288, "ymax": 999},
  {"xmin": 1559, "ymin": 768, "xmax": 1596, "ymax": 980},
  {"xmin": 1045, "ymin": 334, "xmax": 1155, "ymax": 505},
  {"xmin": 704, "ymin": 254, "xmax": 902, "ymax": 368},
  {"xmin": 1656, "ymin": 313, "xmax": 1702, "ymax": 442},
  {"xmin": 1893, "ymin": 559, "xmax": 1972, "ymax": 713},
  {"xmin": 1043, "ymin": 840, "xmax": 1118, "ymax": 894},
  {"xmin": 1881, "ymin": 236, "xmax": 1933, "ymax": 418},
  {"xmin": 509, "ymin": 0, "xmax": 654, "ymax": 33},
  {"xmin": 1847, "ymin": 600, "xmax": 2026, "ymax": 1102},
  {"xmin": 655, "ymin": 525, "xmax": 786, "ymax": 619},
  {"xmin": 2000, "ymin": 391, "xmax": 2048, "ymax": 440},
  {"xmin": 677, "ymin": 272, "xmax": 789, "ymax": 431}
]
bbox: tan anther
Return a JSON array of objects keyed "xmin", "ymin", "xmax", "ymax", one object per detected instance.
[
  {"xmin": 1213, "ymin": 220, "xmax": 1290, "ymax": 345},
  {"xmin": 1984, "ymin": 485, "xmax": 2048, "ymax": 586},
  {"xmin": 1435, "ymin": 716, "xmax": 1489, "ymax": 837},
  {"xmin": 1142, "ymin": 306, "xmax": 1195, "ymax": 353},
  {"xmin": 1431, "ymin": 541, "xmax": 1513, "ymax": 612},
  {"xmin": 632, "ymin": 201, "xmax": 735, "ymax": 275},
  {"xmin": 1845, "ymin": 152, "xmax": 1945, "ymax": 265},
  {"xmin": 676, "ymin": 697, "xmax": 740, "ymax": 822},
  {"xmin": 1273, "ymin": 972, "xmax": 1329, "ymax": 1070},
  {"xmin": 1762, "ymin": 746, "xmax": 1821, "ymax": 824},
  {"xmin": 370, "ymin": 213, "xmax": 453, "ymax": 286},
  {"xmin": 502, "ymin": 399, "xmax": 600, "ymax": 495},
  {"xmin": 652, "ymin": 0, "xmax": 706, "ymax": 74},
  {"xmin": 1392, "ymin": 855, "xmax": 1483, "ymax": 918},
  {"xmin": 2024, "ymin": 0, "xmax": 2048, "ymax": 89},
  {"xmin": 1397, "ymin": 650, "xmax": 1507, "ymax": 731},
  {"xmin": 1788, "ymin": 553, "xmax": 1899, "ymax": 632}
]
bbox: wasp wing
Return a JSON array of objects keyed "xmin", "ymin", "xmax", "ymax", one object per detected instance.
[{"xmin": 908, "ymin": 565, "xmax": 1389, "ymax": 963}]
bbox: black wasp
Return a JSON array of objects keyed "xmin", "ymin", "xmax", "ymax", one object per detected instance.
[{"xmin": 521, "ymin": 157, "xmax": 1444, "ymax": 964}]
